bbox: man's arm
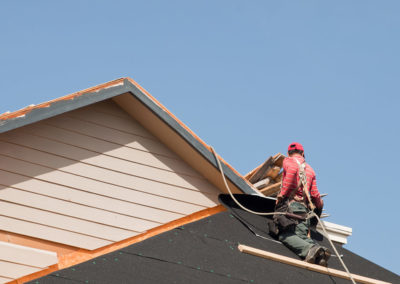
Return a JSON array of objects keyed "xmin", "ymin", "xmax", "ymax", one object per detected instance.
[
  {"xmin": 276, "ymin": 158, "xmax": 297, "ymax": 204},
  {"xmin": 310, "ymin": 176, "xmax": 323, "ymax": 209}
]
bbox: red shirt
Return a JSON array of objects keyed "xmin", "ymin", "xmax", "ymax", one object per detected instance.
[{"xmin": 280, "ymin": 155, "xmax": 323, "ymax": 209}]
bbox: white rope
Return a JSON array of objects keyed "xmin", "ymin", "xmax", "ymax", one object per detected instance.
[
  {"xmin": 310, "ymin": 211, "xmax": 357, "ymax": 284},
  {"xmin": 210, "ymin": 146, "xmax": 356, "ymax": 283},
  {"xmin": 210, "ymin": 146, "xmax": 284, "ymax": 216}
]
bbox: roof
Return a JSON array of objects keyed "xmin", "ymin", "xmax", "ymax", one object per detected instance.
[
  {"xmin": 29, "ymin": 194, "xmax": 399, "ymax": 284},
  {"xmin": 0, "ymin": 77, "xmax": 257, "ymax": 196}
]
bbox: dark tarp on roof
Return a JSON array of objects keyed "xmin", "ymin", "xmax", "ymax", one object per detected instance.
[{"xmin": 30, "ymin": 195, "xmax": 399, "ymax": 284}]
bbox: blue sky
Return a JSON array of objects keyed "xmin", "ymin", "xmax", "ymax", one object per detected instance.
[{"xmin": 1, "ymin": 0, "xmax": 399, "ymax": 275}]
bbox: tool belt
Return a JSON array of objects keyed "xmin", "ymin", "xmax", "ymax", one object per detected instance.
[
  {"xmin": 268, "ymin": 197, "xmax": 307, "ymax": 237},
  {"xmin": 268, "ymin": 158, "xmax": 315, "ymax": 237}
]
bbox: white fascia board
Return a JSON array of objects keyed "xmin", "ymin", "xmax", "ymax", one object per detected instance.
[{"xmin": 316, "ymin": 221, "xmax": 352, "ymax": 245}]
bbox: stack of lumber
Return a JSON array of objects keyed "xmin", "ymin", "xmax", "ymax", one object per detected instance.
[{"xmin": 244, "ymin": 153, "xmax": 285, "ymax": 197}]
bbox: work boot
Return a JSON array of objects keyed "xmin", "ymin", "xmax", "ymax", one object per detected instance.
[
  {"xmin": 305, "ymin": 245, "xmax": 324, "ymax": 264},
  {"xmin": 316, "ymin": 247, "xmax": 332, "ymax": 267}
]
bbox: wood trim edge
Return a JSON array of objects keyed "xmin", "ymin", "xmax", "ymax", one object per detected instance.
[{"xmin": 238, "ymin": 244, "xmax": 391, "ymax": 284}]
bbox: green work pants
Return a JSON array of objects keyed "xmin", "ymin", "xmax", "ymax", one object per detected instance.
[{"xmin": 278, "ymin": 202, "xmax": 315, "ymax": 259}]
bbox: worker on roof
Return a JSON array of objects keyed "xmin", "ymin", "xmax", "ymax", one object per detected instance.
[{"xmin": 275, "ymin": 142, "xmax": 331, "ymax": 266}]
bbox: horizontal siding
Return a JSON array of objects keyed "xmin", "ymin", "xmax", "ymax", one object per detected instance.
[
  {"xmin": 0, "ymin": 260, "xmax": 40, "ymax": 280},
  {"xmin": 0, "ymin": 276, "xmax": 13, "ymax": 284},
  {"xmin": 86, "ymin": 100, "xmax": 133, "ymax": 119},
  {"xmin": 0, "ymin": 241, "xmax": 57, "ymax": 268},
  {"xmin": 0, "ymin": 144, "xmax": 218, "ymax": 207},
  {"xmin": 0, "ymin": 169, "xmax": 203, "ymax": 216},
  {"xmin": 0, "ymin": 99, "xmax": 221, "ymax": 251},
  {"xmin": 68, "ymin": 106, "xmax": 155, "ymax": 139},
  {"xmin": 0, "ymin": 185, "xmax": 159, "ymax": 231},
  {"xmin": 0, "ymin": 200, "xmax": 134, "ymax": 242},
  {"xmin": 0, "ymin": 216, "xmax": 112, "ymax": 250},
  {"xmin": 0, "ymin": 130, "xmax": 213, "ymax": 191},
  {"xmin": 45, "ymin": 115, "xmax": 176, "ymax": 158},
  {"xmin": 23, "ymin": 122, "xmax": 203, "ymax": 178}
]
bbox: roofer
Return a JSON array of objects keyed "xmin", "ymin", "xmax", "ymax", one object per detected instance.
[{"xmin": 274, "ymin": 142, "xmax": 331, "ymax": 266}]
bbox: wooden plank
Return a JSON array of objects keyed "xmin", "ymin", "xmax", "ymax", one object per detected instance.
[
  {"xmin": 244, "ymin": 166, "xmax": 259, "ymax": 180},
  {"xmin": 274, "ymin": 172, "xmax": 283, "ymax": 183},
  {"xmin": 273, "ymin": 153, "xmax": 285, "ymax": 167},
  {"xmin": 248, "ymin": 153, "xmax": 285, "ymax": 184},
  {"xmin": 253, "ymin": 178, "xmax": 272, "ymax": 190},
  {"xmin": 0, "ymin": 146, "xmax": 219, "ymax": 207},
  {"xmin": 238, "ymin": 244, "xmax": 390, "ymax": 284},
  {"xmin": 0, "ymin": 260, "xmax": 41, "ymax": 280},
  {"xmin": 248, "ymin": 156, "xmax": 274, "ymax": 184},
  {"xmin": 0, "ymin": 169, "xmax": 205, "ymax": 216},
  {"xmin": 0, "ymin": 132, "xmax": 214, "ymax": 192},
  {"xmin": 259, "ymin": 181, "xmax": 281, "ymax": 196},
  {"xmin": 266, "ymin": 166, "xmax": 281, "ymax": 179},
  {"xmin": 0, "ymin": 199, "xmax": 135, "ymax": 242},
  {"xmin": 44, "ymin": 115, "xmax": 178, "ymax": 158},
  {"xmin": 0, "ymin": 186, "xmax": 165, "ymax": 230},
  {"xmin": 0, "ymin": 241, "xmax": 57, "ymax": 268},
  {"xmin": 0, "ymin": 216, "xmax": 112, "ymax": 250},
  {"xmin": 20, "ymin": 123, "xmax": 203, "ymax": 178}
]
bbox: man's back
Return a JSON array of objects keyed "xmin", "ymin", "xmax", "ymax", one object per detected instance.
[{"xmin": 281, "ymin": 155, "xmax": 322, "ymax": 208}]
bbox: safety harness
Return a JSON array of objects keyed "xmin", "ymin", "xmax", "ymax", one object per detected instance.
[
  {"xmin": 210, "ymin": 147, "xmax": 357, "ymax": 284},
  {"xmin": 293, "ymin": 158, "xmax": 315, "ymax": 210}
]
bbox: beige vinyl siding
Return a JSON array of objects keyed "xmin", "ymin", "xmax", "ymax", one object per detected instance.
[
  {"xmin": 0, "ymin": 241, "xmax": 57, "ymax": 268},
  {"xmin": 0, "ymin": 100, "xmax": 221, "ymax": 251},
  {"xmin": 0, "ymin": 260, "xmax": 39, "ymax": 282},
  {"xmin": 0, "ymin": 241, "xmax": 57, "ymax": 283},
  {"xmin": 0, "ymin": 131, "xmax": 215, "ymax": 192},
  {"xmin": 0, "ymin": 276, "xmax": 12, "ymax": 284},
  {"xmin": 0, "ymin": 215, "xmax": 112, "ymax": 250}
]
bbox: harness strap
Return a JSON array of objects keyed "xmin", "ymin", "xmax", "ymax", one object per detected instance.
[{"xmin": 293, "ymin": 158, "xmax": 316, "ymax": 210}]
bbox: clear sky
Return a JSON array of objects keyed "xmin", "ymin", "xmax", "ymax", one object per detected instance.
[{"xmin": 1, "ymin": 0, "xmax": 399, "ymax": 275}]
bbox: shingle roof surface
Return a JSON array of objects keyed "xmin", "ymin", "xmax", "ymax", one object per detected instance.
[{"xmin": 29, "ymin": 195, "xmax": 399, "ymax": 284}]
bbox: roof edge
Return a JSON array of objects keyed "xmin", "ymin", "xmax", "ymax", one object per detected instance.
[
  {"xmin": 122, "ymin": 78, "xmax": 260, "ymax": 196},
  {"xmin": 0, "ymin": 77, "xmax": 260, "ymax": 196},
  {"xmin": 0, "ymin": 79, "xmax": 128, "ymax": 133}
]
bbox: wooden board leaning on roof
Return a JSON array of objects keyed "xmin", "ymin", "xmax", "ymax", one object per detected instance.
[{"xmin": 245, "ymin": 153, "xmax": 285, "ymax": 197}]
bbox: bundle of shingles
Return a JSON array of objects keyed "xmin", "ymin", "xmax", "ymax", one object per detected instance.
[
  {"xmin": 244, "ymin": 153, "xmax": 285, "ymax": 197},
  {"xmin": 245, "ymin": 153, "xmax": 329, "ymax": 218}
]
